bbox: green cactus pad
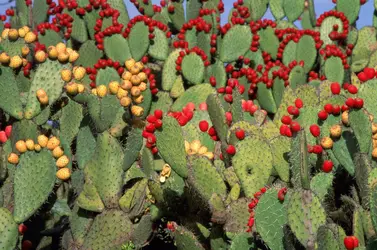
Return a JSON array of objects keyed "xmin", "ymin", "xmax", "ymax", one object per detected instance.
[
  {"xmin": 270, "ymin": 136, "xmax": 291, "ymax": 182},
  {"xmin": 259, "ymin": 26, "xmax": 279, "ymax": 59},
  {"xmin": 353, "ymin": 208, "xmax": 366, "ymax": 248},
  {"xmin": 132, "ymin": 214, "xmax": 154, "ymax": 248},
  {"xmin": 84, "ymin": 131, "xmax": 124, "ymax": 208},
  {"xmin": 229, "ymin": 233, "xmax": 254, "ymax": 250},
  {"xmin": 95, "ymin": 67, "xmax": 121, "ymax": 87},
  {"xmin": 332, "ymin": 132, "xmax": 356, "ymax": 176},
  {"xmin": 255, "ymin": 188, "xmax": 288, "ymax": 250},
  {"xmin": 24, "ymin": 59, "xmax": 70, "ymax": 119},
  {"xmin": 232, "ymin": 136, "xmax": 273, "ymax": 197},
  {"xmin": 231, "ymin": 90, "xmax": 244, "ymax": 123},
  {"xmin": 316, "ymin": 225, "xmax": 343, "ymax": 250},
  {"xmin": 76, "ymin": 122, "xmax": 96, "ymax": 170},
  {"xmin": 75, "ymin": 40, "xmax": 103, "ymax": 67},
  {"xmin": 38, "ymin": 29, "xmax": 63, "ymax": 48},
  {"xmin": 324, "ymin": 57, "xmax": 344, "ymax": 83},
  {"xmin": 256, "ymin": 83, "xmax": 277, "ymax": 113},
  {"xmin": 77, "ymin": 181, "xmax": 105, "ymax": 213},
  {"xmin": 355, "ymin": 153, "xmax": 372, "ymax": 210},
  {"xmin": 119, "ymin": 178, "xmax": 147, "ymax": 215},
  {"xmin": 123, "ymin": 127, "xmax": 143, "ymax": 171},
  {"xmin": 224, "ymin": 198, "xmax": 250, "ymax": 234},
  {"xmin": 104, "ymin": 34, "xmax": 132, "ymax": 63},
  {"xmin": 358, "ymin": 79, "xmax": 377, "ymax": 120},
  {"xmin": 287, "ymin": 190, "xmax": 327, "ymax": 248},
  {"xmin": 141, "ymin": 147, "xmax": 154, "ymax": 178},
  {"xmin": 336, "ymin": 0, "xmax": 360, "ymax": 24},
  {"xmin": 288, "ymin": 65, "xmax": 306, "ymax": 89},
  {"xmin": 107, "ymin": 0, "xmax": 129, "ymax": 25},
  {"xmin": 320, "ymin": 16, "xmax": 344, "ymax": 45},
  {"xmin": 205, "ymin": 60, "xmax": 227, "ymax": 88},
  {"xmin": 296, "ymin": 35, "xmax": 317, "ymax": 73},
  {"xmin": 0, "ymin": 207, "xmax": 18, "ymax": 250},
  {"xmin": 172, "ymin": 225, "xmax": 205, "ymax": 250},
  {"xmin": 60, "ymin": 99, "xmax": 83, "ymax": 145},
  {"xmin": 272, "ymin": 78, "xmax": 286, "ymax": 109},
  {"xmin": 128, "ymin": 22, "xmax": 150, "ymax": 61},
  {"xmin": 349, "ymin": 109, "xmax": 372, "ymax": 153},
  {"xmin": 370, "ymin": 176, "xmax": 377, "ymax": 234},
  {"xmin": 310, "ymin": 172, "xmax": 334, "ymax": 202},
  {"xmin": 219, "ymin": 25, "xmax": 252, "ymax": 63},
  {"xmin": 150, "ymin": 91, "xmax": 173, "ymax": 114},
  {"xmin": 82, "ymin": 209, "xmax": 133, "ymax": 250},
  {"xmin": 155, "ymin": 116, "xmax": 188, "ymax": 178},
  {"xmin": 32, "ymin": 0, "xmax": 48, "ymax": 26},
  {"xmin": 170, "ymin": 75, "xmax": 185, "ymax": 98},
  {"xmin": 162, "ymin": 49, "xmax": 181, "ymax": 91},
  {"xmin": 64, "ymin": 10, "xmax": 87, "ymax": 43},
  {"xmin": 171, "ymin": 83, "xmax": 214, "ymax": 111},
  {"xmin": 282, "ymin": 40, "xmax": 297, "ymax": 66},
  {"xmin": 148, "ymin": 29, "xmax": 169, "ymax": 60},
  {"xmin": 13, "ymin": 150, "xmax": 56, "ymax": 223},
  {"xmin": 0, "ymin": 67, "xmax": 23, "ymax": 119},
  {"xmin": 270, "ymin": 0, "xmax": 285, "ymax": 20},
  {"xmin": 283, "ymin": 0, "xmax": 305, "ymax": 22},
  {"xmin": 187, "ymin": 156, "xmax": 227, "ymax": 201},
  {"xmin": 181, "ymin": 53, "xmax": 205, "ymax": 84},
  {"xmin": 289, "ymin": 130, "xmax": 310, "ymax": 189},
  {"xmin": 352, "ymin": 26, "xmax": 377, "ymax": 72}
]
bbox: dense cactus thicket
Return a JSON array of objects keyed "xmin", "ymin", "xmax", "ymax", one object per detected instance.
[{"xmin": 3, "ymin": 0, "xmax": 377, "ymax": 249}]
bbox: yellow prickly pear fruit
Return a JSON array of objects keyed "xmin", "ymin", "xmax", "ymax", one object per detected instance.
[
  {"xmin": 198, "ymin": 146, "xmax": 208, "ymax": 155},
  {"xmin": 24, "ymin": 31, "xmax": 37, "ymax": 43},
  {"xmin": 120, "ymin": 96, "xmax": 131, "ymax": 107},
  {"xmin": 121, "ymin": 79, "xmax": 132, "ymax": 90},
  {"xmin": 22, "ymin": 58, "xmax": 28, "ymax": 67},
  {"xmin": 138, "ymin": 82, "xmax": 147, "ymax": 92},
  {"xmin": 37, "ymin": 135, "xmax": 49, "ymax": 148},
  {"xmin": 57, "ymin": 51, "xmax": 69, "ymax": 63},
  {"xmin": 330, "ymin": 124, "xmax": 342, "ymax": 138},
  {"xmin": 372, "ymin": 123, "xmax": 377, "ymax": 134},
  {"xmin": 35, "ymin": 50, "xmax": 47, "ymax": 63},
  {"xmin": 1, "ymin": 28, "xmax": 9, "ymax": 39},
  {"xmin": 131, "ymin": 105, "xmax": 144, "ymax": 117},
  {"xmin": 73, "ymin": 66, "xmax": 86, "ymax": 80},
  {"xmin": 77, "ymin": 84, "xmax": 85, "ymax": 93},
  {"xmin": 130, "ymin": 75, "xmax": 141, "ymax": 85},
  {"xmin": 122, "ymin": 71, "xmax": 132, "ymax": 80},
  {"xmin": 373, "ymin": 148, "xmax": 377, "ymax": 159},
  {"xmin": 0, "ymin": 52, "xmax": 10, "ymax": 64},
  {"xmin": 342, "ymin": 111, "xmax": 349, "ymax": 126},
  {"xmin": 34, "ymin": 144, "xmax": 41, "ymax": 152},
  {"xmin": 15, "ymin": 140, "xmax": 27, "ymax": 153},
  {"xmin": 190, "ymin": 140, "xmax": 201, "ymax": 154},
  {"xmin": 373, "ymin": 140, "xmax": 377, "ymax": 149},
  {"xmin": 25, "ymin": 139, "xmax": 35, "ymax": 151},
  {"xmin": 65, "ymin": 82, "xmax": 78, "ymax": 95},
  {"xmin": 56, "ymin": 42, "xmax": 66, "ymax": 53},
  {"xmin": 38, "ymin": 95, "xmax": 49, "ymax": 105},
  {"xmin": 9, "ymin": 56, "xmax": 23, "ymax": 68},
  {"xmin": 18, "ymin": 27, "xmax": 26, "ymax": 38},
  {"xmin": 125, "ymin": 58, "xmax": 136, "ymax": 70},
  {"xmin": 320, "ymin": 137, "xmax": 333, "ymax": 149},
  {"xmin": 91, "ymin": 88, "xmax": 98, "ymax": 96},
  {"xmin": 61, "ymin": 69, "xmax": 72, "ymax": 82},
  {"xmin": 133, "ymin": 95, "xmax": 144, "ymax": 104},
  {"xmin": 36, "ymin": 89, "xmax": 47, "ymax": 98},
  {"xmin": 138, "ymin": 72, "xmax": 147, "ymax": 82},
  {"xmin": 108, "ymin": 81, "xmax": 120, "ymax": 94},
  {"xmin": 96, "ymin": 85, "xmax": 107, "ymax": 98},
  {"xmin": 8, "ymin": 29, "xmax": 18, "ymax": 41},
  {"xmin": 116, "ymin": 88, "xmax": 128, "ymax": 99},
  {"xmin": 56, "ymin": 168, "xmax": 71, "ymax": 181},
  {"xmin": 21, "ymin": 26, "xmax": 30, "ymax": 33},
  {"xmin": 129, "ymin": 65, "xmax": 140, "ymax": 75},
  {"xmin": 161, "ymin": 164, "xmax": 171, "ymax": 177},
  {"xmin": 48, "ymin": 46, "xmax": 58, "ymax": 59},
  {"xmin": 68, "ymin": 50, "xmax": 79, "ymax": 62},
  {"xmin": 47, "ymin": 136, "xmax": 60, "ymax": 150},
  {"xmin": 184, "ymin": 141, "xmax": 191, "ymax": 154},
  {"xmin": 52, "ymin": 146, "xmax": 64, "ymax": 158},
  {"xmin": 8, "ymin": 153, "xmax": 19, "ymax": 164},
  {"xmin": 21, "ymin": 46, "xmax": 30, "ymax": 57},
  {"xmin": 135, "ymin": 61, "xmax": 144, "ymax": 70},
  {"xmin": 130, "ymin": 86, "xmax": 141, "ymax": 97},
  {"xmin": 56, "ymin": 155, "xmax": 69, "ymax": 168},
  {"xmin": 203, "ymin": 152, "xmax": 214, "ymax": 160}
]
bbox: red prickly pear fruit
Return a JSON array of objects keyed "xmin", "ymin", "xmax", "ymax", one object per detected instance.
[
  {"xmin": 208, "ymin": 126, "xmax": 216, "ymax": 136},
  {"xmin": 330, "ymin": 82, "xmax": 341, "ymax": 95},
  {"xmin": 199, "ymin": 120, "xmax": 209, "ymax": 132},
  {"xmin": 295, "ymin": 98, "xmax": 303, "ymax": 109},
  {"xmin": 151, "ymin": 146, "xmax": 159, "ymax": 154},
  {"xmin": 154, "ymin": 119, "xmax": 163, "ymax": 129},
  {"xmin": 324, "ymin": 103, "xmax": 333, "ymax": 114},
  {"xmin": 199, "ymin": 102, "xmax": 207, "ymax": 110},
  {"xmin": 186, "ymin": 102, "xmax": 195, "ymax": 111},
  {"xmin": 317, "ymin": 110, "xmax": 328, "ymax": 120},
  {"xmin": 364, "ymin": 67, "xmax": 375, "ymax": 80},
  {"xmin": 219, "ymin": 153, "xmax": 224, "ymax": 160},
  {"xmin": 312, "ymin": 145, "xmax": 323, "ymax": 154},
  {"xmin": 354, "ymin": 98, "xmax": 364, "ymax": 109},
  {"xmin": 277, "ymin": 188, "xmax": 287, "ymax": 201},
  {"xmin": 322, "ymin": 160, "xmax": 333, "ymax": 173},
  {"xmin": 310, "ymin": 124, "xmax": 321, "ymax": 137},
  {"xmin": 0, "ymin": 131, "xmax": 7, "ymax": 143},
  {"xmin": 177, "ymin": 114, "xmax": 189, "ymax": 126},
  {"xmin": 332, "ymin": 105, "xmax": 341, "ymax": 115},
  {"xmin": 287, "ymin": 106, "xmax": 300, "ymax": 116},
  {"xmin": 347, "ymin": 85, "xmax": 358, "ymax": 94},
  {"xmin": 357, "ymin": 72, "xmax": 368, "ymax": 82},
  {"xmin": 290, "ymin": 121, "xmax": 301, "ymax": 132},
  {"xmin": 225, "ymin": 112, "xmax": 232, "ymax": 122},
  {"xmin": 254, "ymin": 191, "xmax": 262, "ymax": 198},
  {"xmin": 247, "ymin": 217, "xmax": 255, "ymax": 227},
  {"xmin": 154, "ymin": 109, "xmax": 163, "ymax": 119},
  {"xmin": 345, "ymin": 98, "xmax": 355, "ymax": 108},
  {"xmin": 344, "ymin": 236, "xmax": 358, "ymax": 250},
  {"xmin": 147, "ymin": 115, "xmax": 157, "ymax": 123},
  {"xmin": 145, "ymin": 123, "xmax": 156, "ymax": 133},
  {"xmin": 18, "ymin": 224, "xmax": 27, "ymax": 235},
  {"xmin": 226, "ymin": 145, "xmax": 236, "ymax": 155},
  {"xmin": 147, "ymin": 134, "xmax": 156, "ymax": 144},
  {"xmin": 281, "ymin": 115, "xmax": 292, "ymax": 125},
  {"xmin": 235, "ymin": 129, "xmax": 245, "ymax": 140},
  {"xmin": 249, "ymin": 105, "xmax": 258, "ymax": 114},
  {"xmin": 279, "ymin": 124, "xmax": 289, "ymax": 136},
  {"xmin": 5, "ymin": 125, "xmax": 12, "ymax": 137},
  {"xmin": 285, "ymin": 127, "xmax": 293, "ymax": 137},
  {"xmin": 22, "ymin": 240, "xmax": 33, "ymax": 250},
  {"xmin": 260, "ymin": 187, "xmax": 267, "ymax": 193}
]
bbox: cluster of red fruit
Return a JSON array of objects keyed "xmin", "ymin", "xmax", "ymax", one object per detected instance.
[
  {"xmin": 129, "ymin": 0, "xmax": 162, "ymax": 14},
  {"xmin": 168, "ymin": 103, "xmax": 196, "ymax": 127},
  {"xmin": 357, "ymin": 67, "xmax": 377, "ymax": 83},
  {"xmin": 320, "ymin": 44, "xmax": 351, "ymax": 69},
  {"xmin": 217, "ymin": 78, "xmax": 245, "ymax": 104},
  {"xmin": 246, "ymin": 186, "xmax": 269, "ymax": 232},
  {"xmin": 344, "ymin": 236, "xmax": 359, "ymax": 250},
  {"xmin": 316, "ymin": 10, "xmax": 350, "ymax": 40},
  {"xmin": 143, "ymin": 109, "xmax": 164, "ymax": 155},
  {"xmin": 0, "ymin": 125, "xmax": 12, "ymax": 144},
  {"xmin": 93, "ymin": 9, "xmax": 124, "ymax": 50},
  {"xmin": 175, "ymin": 47, "xmax": 211, "ymax": 73},
  {"xmin": 123, "ymin": 15, "xmax": 171, "ymax": 41},
  {"xmin": 279, "ymin": 98, "xmax": 304, "ymax": 137}
]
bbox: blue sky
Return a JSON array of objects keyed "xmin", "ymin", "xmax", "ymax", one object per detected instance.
[{"xmin": 0, "ymin": 0, "xmax": 374, "ymax": 28}]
